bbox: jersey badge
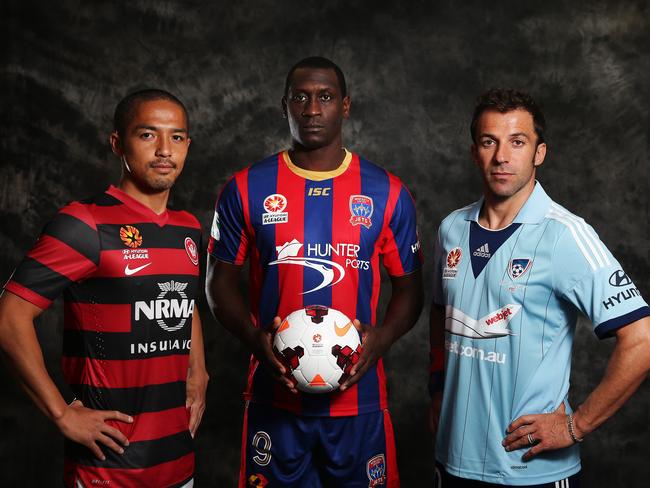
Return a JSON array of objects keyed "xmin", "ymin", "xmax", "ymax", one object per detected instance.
[
  {"xmin": 268, "ymin": 239, "xmax": 345, "ymax": 294},
  {"xmin": 366, "ymin": 453, "xmax": 387, "ymax": 487},
  {"xmin": 262, "ymin": 193, "xmax": 288, "ymax": 225},
  {"xmin": 185, "ymin": 237, "xmax": 199, "ymax": 266},
  {"xmin": 443, "ymin": 247, "xmax": 462, "ymax": 279},
  {"xmin": 349, "ymin": 195, "xmax": 373, "ymax": 229},
  {"xmin": 247, "ymin": 473, "xmax": 269, "ymax": 487},
  {"xmin": 508, "ymin": 258, "xmax": 532, "ymax": 280},
  {"xmin": 120, "ymin": 225, "xmax": 143, "ymax": 248}
]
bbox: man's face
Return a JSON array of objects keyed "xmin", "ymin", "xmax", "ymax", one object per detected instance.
[
  {"xmin": 110, "ymin": 99, "xmax": 190, "ymax": 192},
  {"xmin": 283, "ymin": 67, "xmax": 350, "ymax": 150},
  {"xmin": 471, "ymin": 108, "xmax": 546, "ymax": 200}
]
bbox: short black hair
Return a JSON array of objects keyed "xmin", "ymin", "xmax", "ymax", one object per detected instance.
[
  {"xmin": 470, "ymin": 89, "xmax": 546, "ymax": 144},
  {"xmin": 113, "ymin": 89, "xmax": 189, "ymax": 136},
  {"xmin": 284, "ymin": 56, "xmax": 347, "ymax": 98}
]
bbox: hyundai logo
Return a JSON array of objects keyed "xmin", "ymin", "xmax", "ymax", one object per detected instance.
[{"xmin": 609, "ymin": 270, "xmax": 632, "ymax": 287}]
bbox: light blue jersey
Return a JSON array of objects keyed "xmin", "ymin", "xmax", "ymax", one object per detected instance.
[{"xmin": 432, "ymin": 183, "xmax": 649, "ymax": 485}]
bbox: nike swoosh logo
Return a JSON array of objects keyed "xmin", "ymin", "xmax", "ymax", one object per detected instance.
[
  {"xmin": 124, "ymin": 262, "xmax": 152, "ymax": 276},
  {"xmin": 334, "ymin": 321, "xmax": 353, "ymax": 337}
]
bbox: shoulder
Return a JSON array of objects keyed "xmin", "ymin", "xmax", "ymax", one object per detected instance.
[
  {"xmin": 356, "ymin": 154, "xmax": 402, "ymax": 185},
  {"xmin": 543, "ymin": 201, "xmax": 612, "ymax": 272},
  {"xmin": 439, "ymin": 201, "xmax": 478, "ymax": 235},
  {"xmin": 168, "ymin": 209, "xmax": 202, "ymax": 230}
]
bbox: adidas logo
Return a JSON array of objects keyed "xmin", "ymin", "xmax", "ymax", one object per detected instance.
[{"xmin": 473, "ymin": 243, "xmax": 491, "ymax": 258}]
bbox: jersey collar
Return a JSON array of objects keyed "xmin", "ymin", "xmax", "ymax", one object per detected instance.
[
  {"xmin": 282, "ymin": 148, "xmax": 352, "ymax": 181},
  {"xmin": 106, "ymin": 185, "xmax": 170, "ymax": 226},
  {"xmin": 465, "ymin": 181, "xmax": 553, "ymax": 224}
]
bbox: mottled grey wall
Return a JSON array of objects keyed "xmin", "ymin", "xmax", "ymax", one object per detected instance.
[{"xmin": 1, "ymin": 0, "xmax": 648, "ymax": 486}]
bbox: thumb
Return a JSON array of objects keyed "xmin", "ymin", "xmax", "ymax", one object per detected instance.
[
  {"xmin": 272, "ymin": 316, "xmax": 283, "ymax": 331},
  {"xmin": 556, "ymin": 402, "xmax": 566, "ymax": 414}
]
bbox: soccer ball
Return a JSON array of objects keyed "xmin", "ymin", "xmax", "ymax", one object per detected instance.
[{"xmin": 273, "ymin": 305, "xmax": 362, "ymax": 393}]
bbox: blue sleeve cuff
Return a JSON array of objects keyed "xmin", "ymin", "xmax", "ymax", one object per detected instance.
[{"xmin": 594, "ymin": 306, "xmax": 650, "ymax": 339}]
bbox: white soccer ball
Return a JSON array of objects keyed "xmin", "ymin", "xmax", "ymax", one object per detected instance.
[{"xmin": 273, "ymin": 305, "xmax": 362, "ymax": 393}]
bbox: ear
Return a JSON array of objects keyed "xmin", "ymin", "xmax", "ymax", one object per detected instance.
[
  {"xmin": 110, "ymin": 131, "xmax": 123, "ymax": 157},
  {"xmin": 533, "ymin": 142, "xmax": 547, "ymax": 167},
  {"xmin": 342, "ymin": 96, "xmax": 351, "ymax": 119},
  {"xmin": 281, "ymin": 97, "xmax": 288, "ymax": 118}
]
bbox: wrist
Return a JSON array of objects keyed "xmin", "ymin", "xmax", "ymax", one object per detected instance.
[
  {"xmin": 571, "ymin": 410, "xmax": 590, "ymax": 439},
  {"xmin": 567, "ymin": 413, "xmax": 584, "ymax": 443}
]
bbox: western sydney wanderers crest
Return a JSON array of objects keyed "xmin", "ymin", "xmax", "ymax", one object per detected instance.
[
  {"xmin": 508, "ymin": 258, "xmax": 532, "ymax": 280},
  {"xmin": 366, "ymin": 454, "xmax": 387, "ymax": 487},
  {"xmin": 349, "ymin": 195, "xmax": 373, "ymax": 228},
  {"xmin": 443, "ymin": 247, "xmax": 462, "ymax": 279},
  {"xmin": 185, "ymin": 237, "xmax": 199, "ymax": 266},
  {"xmin": 262, "ymin": 193, "xmax": 289, "ymax": 225}
]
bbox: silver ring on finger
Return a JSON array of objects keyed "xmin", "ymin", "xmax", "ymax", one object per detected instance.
[{"xmin": 527, "ymin": 433, "xmax": 535, "ymax": 446}]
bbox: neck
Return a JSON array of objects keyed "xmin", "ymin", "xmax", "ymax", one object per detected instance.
[
  {"xmin": 118, "ymin": 178, "xmax": 170, "ymax": 215},
  {"xmin": 479, "ymin": 180, "xmax": 536, "ymax": 230},
  {"xmin": 289, "ymin": 140, "xmax": 345, "ymax": 172}
]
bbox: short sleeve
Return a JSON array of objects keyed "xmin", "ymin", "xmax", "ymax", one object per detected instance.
[
  {"xmin": 4, "ymin": 202, "xmax": 100, "ymax": 310},
  {"xmin": 553, "ymin": 224, "xmax": 650, "ymax": 339},
  {"xmin": 208, "ymin": 175, "xmax": 249, "ymax": 265},
  {"xmin": 432, "ymin": 227, "xmax": 445, "ymax": 306},
  {"xmin": 380, "ymin": 183, "xmax": 423, "ymax": 277}
]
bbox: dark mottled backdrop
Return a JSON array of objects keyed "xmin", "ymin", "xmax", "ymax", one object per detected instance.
[{"xmin": 1, "ymin": 0, "xmax": 648, "ymax": 486}]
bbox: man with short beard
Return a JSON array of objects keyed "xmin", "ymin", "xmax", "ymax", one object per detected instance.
[{"xmin": 0, "ymin": 89, "xmax": 208, "ymax": 487}]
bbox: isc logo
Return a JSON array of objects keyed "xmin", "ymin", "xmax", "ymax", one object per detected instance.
[{"xmin": 308, "ymin": 187, "xmax": 331, "ymax": 197}]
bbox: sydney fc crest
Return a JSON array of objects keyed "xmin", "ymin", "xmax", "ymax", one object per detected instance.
[
  {"xmin": 349, "ymin": 195, "xmax": 373, "ymax": 229},
  {"xmin": 507, "ymin": 259, "xmax": 532, "ymax": 280}
]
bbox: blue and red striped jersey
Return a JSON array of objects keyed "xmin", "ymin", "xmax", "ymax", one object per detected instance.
[
  {"xmin": 209, "ymin": 150, "xmax": 422, "ymax": 417},
  {"xmin": 4, "ymin": 186, "xmax": 200, "ymax": 488}
]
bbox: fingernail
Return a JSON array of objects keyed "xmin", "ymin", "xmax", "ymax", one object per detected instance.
[
  {"xmin": 128, "ymin": 416, "xmax": 133, "ymax": 422},
  {"xmin": 119, "ymin": 448, "xmax": 124, "ymax": 454},
  {"xmin": 125, "ymin": 440, "xmax": 129, "ymax": 446}
]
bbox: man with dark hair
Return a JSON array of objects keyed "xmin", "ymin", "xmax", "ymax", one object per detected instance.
[
  {"xmin": 207, "ymin": 57, "xmax": 423, "ymax": 487},
  {"xmin": 429, "ymin": 88, "xmax": 650, "ymax": 487},
  {"xmin": 0, "ymin": 89, "xmax": 208, "ymax": 487}
]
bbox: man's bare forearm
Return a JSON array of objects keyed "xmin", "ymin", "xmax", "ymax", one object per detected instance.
[
  {"xmin": 379, "ymin": 270, "xmax": 423, "ymax": 345},
  {"xmin": 573, "ymin": 317, "xmax": 650, "ymax": 438},
  {"xmin": 0, "ymin": 292, "xmax": 68, "ymax": 421}
]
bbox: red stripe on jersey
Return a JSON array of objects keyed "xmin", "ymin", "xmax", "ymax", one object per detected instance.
[
  {"xmin": 235, "ymin": 168, "xmax": 253, "ymax": 265},
  {"xmin": 272, "ymin": 155, "xmax": 305, "ymax": 411},
  {"xmin": 329, "ymin": 154, "xmax": 361, "ymax": 416},
  {"xmin": 383, "ymin": 409, "xmax": 400, "ymax": 487},
  {"xmin": 62, "ymin": 355, "xmax": 189, "ymax": 389},
  {"xmin": 166, "ymin": 209, "xmax": 202, "ymax": 229},
  {"xmin": 238, "ymin": 402, "xmax": 250, "ymax": 488},
  {"xmin": 274, "ymin": 155, "xmax": 306, "ymax": 318},
  {"xmin": 59, "ymin": 202, "xmax": 97, "ymax": 230},
  {"xmin": 380, "ymin": 226, "xmax": 406, "ymax": 276},
  {"xmin": 64, "ymin": 302, "xmax": 131, "ymax": 332},
  {"xmin": 96, "ymin": 249, "xmax": 199, "ymax": 278},
  {"xmin": 106, "ymin": 406, "xmax": 189, "ymax": 443},
  {"xmin": 27, "ymin": 234, "xmax": 97, "ymax": 282},
  {"xmin": 66, "ymin": 452, "xmax": 194, "ymax": 488},
  {"xmin": 4, "ymin": 281, "xmax": 52, "ymax": 309}
]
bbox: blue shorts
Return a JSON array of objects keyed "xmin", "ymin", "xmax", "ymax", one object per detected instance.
[{"xmin": 240, "ymin": 401, "xmax": 399, "ymax": 487}]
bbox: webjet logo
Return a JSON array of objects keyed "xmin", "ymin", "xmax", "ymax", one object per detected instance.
[
  {"xmin": 445, "ymin": 304, "xmax": 520, "ymax": 339},
  {"xmin": 269, "ymin": 239, "xmax": 345, "ymax": 295}
]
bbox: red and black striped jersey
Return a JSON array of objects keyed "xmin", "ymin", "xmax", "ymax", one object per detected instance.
[
  {"xmin": 4, "ymin": 186, "xmax": 201, "ymax": 488},
  {"xmin": 208, "ymin": 150, "xmax": 423, "ymax": 417}
]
